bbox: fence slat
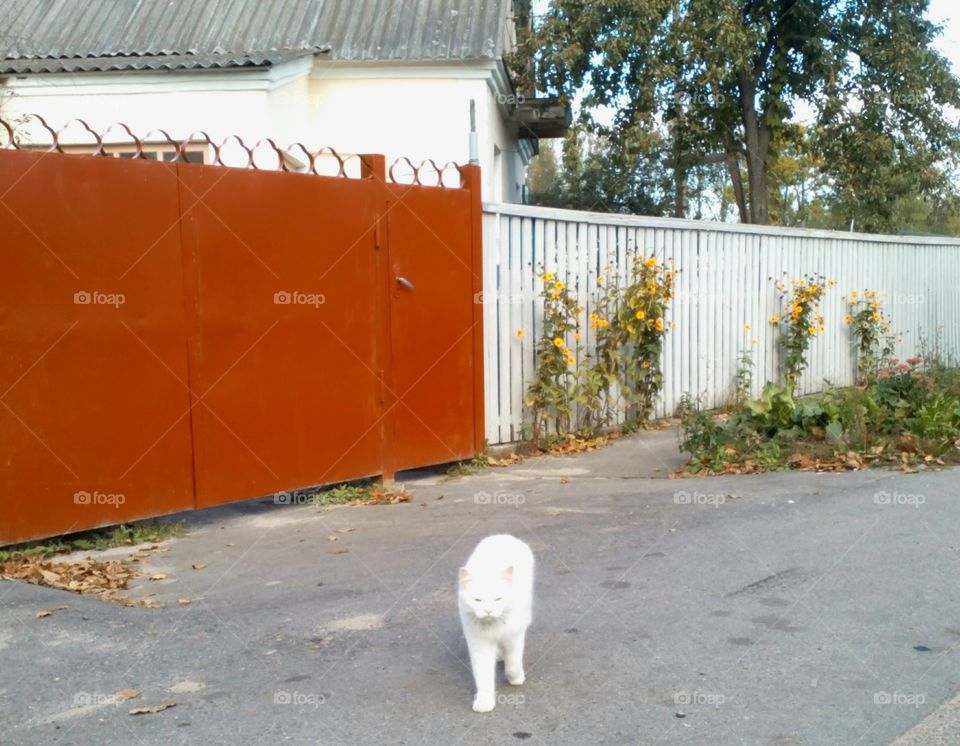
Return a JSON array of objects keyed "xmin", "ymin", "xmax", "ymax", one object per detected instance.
[{"xmin": 482, "ymin": 204, "xmax": 960, "ymax": 445}]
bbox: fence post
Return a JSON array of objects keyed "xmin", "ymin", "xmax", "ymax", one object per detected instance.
[
  {"xmin": 460, "ymin": 163, "xmax": 486, "ymax": 456},
  {"xmin": 360, "ymin": 154, "xmax": 397, "ymax": 481}
]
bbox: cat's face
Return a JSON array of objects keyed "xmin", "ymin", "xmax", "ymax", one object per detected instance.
[{"xmin": 459, "ymin": 567, "xmax": 513, "ymax": 621}]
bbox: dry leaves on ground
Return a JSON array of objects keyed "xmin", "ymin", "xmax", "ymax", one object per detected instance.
[
  {"xmin": 358, "ymin": 488, "xmax": 410, "ymax": 506},
  {"xmin": 541, "ymin": 432, "xmax": 620, "ymax": 456},
  {"xmin": 35, "ymin": 605, "xmax": 68, "ymax": 618},
  {"xmin": 129, "ymin": 702, "xmax": 176, "ymax": 715},
  {"xmin": 488, "ymin": 453, "xmax": 524, "ymax": 467},
  {"xmin": 1, "ymin": 556, "xmax": 163, "ymax": 608},
  {"xmin": 115, "ymin": 689, "xmax": 140, "ymax": 702}
]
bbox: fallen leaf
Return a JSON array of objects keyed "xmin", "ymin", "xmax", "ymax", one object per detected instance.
[
  {"xmin": 177, "ymin": 598, "xmax": 192, "ymax": 605},
  {"xmin": 547, "ymin": 511, "xmax": 560, "ymax": 517},
  {"xmin": 559, "ymin": 478, "xmax": 570, "ymax": 485},
  {"xmin": 191, "ymin": 563, "xmax": 207, "ymax": 570},
  {"xmin": 115, "ymin": 688, "xmax": 140, "ymax": 702},
  {"xmin": 35, "ymin": 605, "xmax": 68, "ymax": 618},
  {"xmin": 149, "ymin": 573, "xmax": 167, "ymax": 581},
  {"xmin": 331, "ymin": 548, "xmax": 350, "ymax": 555},
  {"xmin": 129, "ymin": 702, "xmax": 177, "ymax": 715},
  {"xmin": 336, "ymin": 528, "xmax": 354, "ymax": 534},
  {"xmin": 326, "ymin": 535, "xmax": 338, "ymax": 541}
]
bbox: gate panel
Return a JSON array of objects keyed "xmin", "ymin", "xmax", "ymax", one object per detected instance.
[
  {"xmin": 385, "ymin": 182, "xmax": 482, "ymax": 471},
  {"xmin": 178, "ymin": 165, "xmax": 384, "ymax": 507},
  {"xmin": 0, "ymin": 152, "xmax": 195, "ymax": 545}
]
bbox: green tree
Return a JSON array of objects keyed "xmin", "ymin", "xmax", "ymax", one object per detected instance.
[{"xmin": 514, "ymin": 0, "xmax": 960, "ymax": 228}]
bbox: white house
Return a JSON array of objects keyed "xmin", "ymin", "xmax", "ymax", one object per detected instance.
[{"xmin": 0, "ymin": 0, "xmax": 567, "ymax": 201}]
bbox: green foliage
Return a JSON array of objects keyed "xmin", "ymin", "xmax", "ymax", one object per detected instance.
[
  {"xmin": 845, "ymin": 290, "xmax": 895, "ymax": 385},
  {"xmin": 524, "ymin": 271, "xmax": 580, "ymax": 446},
  {"xmin": 514, "ymin": 0, "xmax": 960, "ymax": 231},
  {"xmin": 769, "ymin": 274, "xmax": 830, "ymax": 386},
  {"xmin": 0, "ymin": 521, "xmax": 185, "ymax": 562}
]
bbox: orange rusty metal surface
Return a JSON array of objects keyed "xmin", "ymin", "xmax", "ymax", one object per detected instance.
[
  {"xmin": 0, "ymin": 151, "xmax": 196, "ymax": 545},
  {"xmin": 383, "ymin": 179, "xmax": 482, "ymax": 472},
  {"xmin": 0, "ymin": 144, "xmax": 483, "ymax": 546},
  {"xmin": 178, "ymin": 164, "xmax": 385, "ymax": 508}
]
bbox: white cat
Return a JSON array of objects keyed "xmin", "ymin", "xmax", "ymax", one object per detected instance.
[{"xmin": 458, "ymin": 534, "xmax": 534, "ymax": 713}]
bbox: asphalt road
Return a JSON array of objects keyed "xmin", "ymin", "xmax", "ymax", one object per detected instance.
[{"xmin": 2, "ymin": 431, "xmax": 959, "ymax": 745}]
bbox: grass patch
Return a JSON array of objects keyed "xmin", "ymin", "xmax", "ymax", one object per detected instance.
[
  {"xmin": 309, "ymin": 480, "xmax": 411, "ymax": 507},
  {"xmin": 0, "ymin": 520, "xmax": 186, "ymax": 563},
  {"xmin": 446, "ymin": 453, "xmax": 490, "ymax": 478}
]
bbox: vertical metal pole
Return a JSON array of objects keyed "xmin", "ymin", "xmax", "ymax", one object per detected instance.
[{"xmin": 469, "ymin": 99, "xmax": 479, "ymax": 165}]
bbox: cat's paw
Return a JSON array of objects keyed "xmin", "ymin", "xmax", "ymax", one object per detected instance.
[
  {"xmin": 472, "ymin": 693, "xmax": 496, "ymax": 713},
  {"xmin": 506, "ymin": 670, "xmax": 525, "ymax": 686}
]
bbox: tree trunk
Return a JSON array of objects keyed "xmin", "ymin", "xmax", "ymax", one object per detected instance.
[
  {"xmin": 725, "ymin": 151, "xmax": 749, "ymax": 223},
  {"xmin": 738, "ymin": 71, "xmax": 771, "ymax": 225}
]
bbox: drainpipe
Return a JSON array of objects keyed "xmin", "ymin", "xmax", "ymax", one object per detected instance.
[{"xmin": 469, "ymin": 99, "xmax": 479, "ymax": 164}]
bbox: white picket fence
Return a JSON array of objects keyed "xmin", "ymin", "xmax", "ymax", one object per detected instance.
[{"xmin": 482, "ymin": 202, "xmax": 960, "ymax": 446}]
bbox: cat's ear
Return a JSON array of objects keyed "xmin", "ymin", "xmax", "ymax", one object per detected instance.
[
  {"xmin": 503, "ymin": 566, "xmax": 514, "ymax": 582},
  {"xmin": 459, "ymin": 567, "xmax": 471, "ymax": 585}
]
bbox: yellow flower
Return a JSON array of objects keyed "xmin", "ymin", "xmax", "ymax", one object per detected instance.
[
  {"xmin": 543, "ymin": 272, "xmax": 555, "ymax": 282},
  {"xmin": 871, "ymin": 301, "xmax": 880, "ymax": 309},
  {"xmin": 751, "ymin": 338, "xmax": 758, "ymax": 345},
  {"xmin": 769, "ymin": 315, "xmax": 781, "ymax": 324},
  {"xmin": 850, "ymin": 290, "xmax": 859, "ymax": 299},
  {"xmin": 654, "ymin": 318, "xmax": 664, "ymax": 332},
  {"xmin": 596, "ymin": 275, "xmax": 605, "ymax": 284},
  {"xmin": 599, "ymin": 319, "xmax": 609, "ymax": 328},
  {"xmin": 627, "ymin": 324, "xmax": 636, "ymax": 334},
  {"xmin": 872, "ymin": 312, "xmax": 880, "ymax": 321},
  {"xmin": 550, "ymin": 292, "xmax": 560, "ymax": 300},
  {"xmin": 644, "ymin": 256, "xmax": 656, "ymax": 268},
  {"xmin": 743, "ymin": 325, "xmax": 751, "ymax": 332},
  {"xmin": 808, "ymin": 326, "xmax": 817, "ymax": 336},
  {"xmin": 635, "ymin": 309, "xmax": 646, "ymax": 320},
  {"xmin": 844, "ymin": 314, "xmax": 852, "ymax": 323},
  {"xmin": 554, "ymin": 281, "xmax": 565, "ymax": 291},
  {"xmin": 828, "ymin": 279, "xmax": 836, "ymax": 287},
  {"xmin": 574, "ymin": 332, "xmax": 582, "ymax": 341},
  {"xmin": 849, "ymin": 300, "xmax": 856, "ymax": 307},
  {"xmin": 553, "ymin": 337, "xmax": 564, "ymax": 348},
  {"xmin": 576, "ymin": 305, "xmax": 584, "ymax": 313},
  {"xmin": 515, "ymin": 329, "xmax": 525, "ymax": 338},
  {"xmin": 566, "ymin": 355, "xmax": 576, "ymax": 366},
  {"xmin": 642, "ymin": 360, "xmax": 651, "ymax": 369}
]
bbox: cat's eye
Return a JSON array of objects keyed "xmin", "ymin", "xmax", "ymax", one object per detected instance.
[
  {"xmin": 495, "ymin": 597, "xmax": 502, "ymax": 602},
  {"xmin": 474, "ymin": 598, "xmax": 482, "ymax": 602}
]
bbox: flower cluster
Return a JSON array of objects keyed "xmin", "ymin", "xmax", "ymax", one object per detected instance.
[
  {"xmin": 845, "ymin": 289, "xmax": 894, "ymax": 384},
  {"xmin": 769, "ymin": 274, "xmax": 832, "ymax": 385}
]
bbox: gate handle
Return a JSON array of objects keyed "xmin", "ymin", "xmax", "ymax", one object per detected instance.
[{"xmin": 396, "ymin": 276, "xmax": 415, "ymax": 291}]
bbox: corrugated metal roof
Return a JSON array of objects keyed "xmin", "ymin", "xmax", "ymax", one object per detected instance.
[{"xmin": 0, "ymin": 0, "xmax": 510, "ymax": 74}]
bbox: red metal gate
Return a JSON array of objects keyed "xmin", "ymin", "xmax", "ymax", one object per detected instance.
[{"xmin": 0, "ymin": 121, "xmax": 483, "ymax": 544}]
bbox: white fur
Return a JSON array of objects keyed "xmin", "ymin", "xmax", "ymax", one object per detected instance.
[{"xmin": 458, "ymin": 534, "xmax": 534, "ymax": 713}]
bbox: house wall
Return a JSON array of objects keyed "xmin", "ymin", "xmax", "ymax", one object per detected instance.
[{"xmin": 2, "ymin": 58, "xmax": 528, "ymax": 201}]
